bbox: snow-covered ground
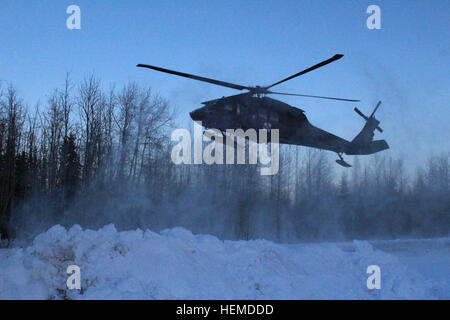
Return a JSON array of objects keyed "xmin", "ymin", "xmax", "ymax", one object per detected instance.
[{"xmin": 0, "ymin": 224, "xmax": 448, "ymax": 299}]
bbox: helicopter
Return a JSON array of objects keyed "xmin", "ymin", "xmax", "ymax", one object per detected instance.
[{"xmin": 137, "ymin": 54, "xmax": 389, "ymax": 167}]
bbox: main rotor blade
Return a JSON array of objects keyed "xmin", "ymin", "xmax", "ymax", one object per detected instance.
[
  {"xmin": 267, "ymin": 91, "xmax": 359, "ymax": 102},
  {"xmin": 137, "ymin": 64, "xmax": 250, "ymax": 91},
  {"xmin": 265, "ymin": 54, "xmax": 344, "ymax": 89}
]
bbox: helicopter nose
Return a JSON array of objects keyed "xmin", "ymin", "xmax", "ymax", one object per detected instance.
[{"xmin": 190, "ymin": 109, "xmax": 203, "ymax": 121}]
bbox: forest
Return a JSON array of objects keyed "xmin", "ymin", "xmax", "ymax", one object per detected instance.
[{"xmin": 0, "ymin": 74, "xmax": 448, "ymax": 244}]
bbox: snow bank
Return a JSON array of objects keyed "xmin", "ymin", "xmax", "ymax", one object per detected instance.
[{"xmin": 0, "ymin": 225, "xmax": 447, "ymax": 299}]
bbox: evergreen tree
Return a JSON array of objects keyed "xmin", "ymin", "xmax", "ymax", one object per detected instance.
[{"xmin": 60, "ymin": 133, "xmax": 81, "ymax": 200}]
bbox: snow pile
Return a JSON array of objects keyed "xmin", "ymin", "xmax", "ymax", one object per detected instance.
[{"xmin": 0, "ymin": 224, "xmax": 447, "ymax": 299}]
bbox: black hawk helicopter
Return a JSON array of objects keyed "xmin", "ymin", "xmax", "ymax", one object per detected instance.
[{"xmin": 137, "ymin": 54, "xmax": 389, "ymax": 167}]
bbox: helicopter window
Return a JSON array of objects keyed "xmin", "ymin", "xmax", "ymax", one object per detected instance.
[
  {"xmin": 259, "ymin": 109, "xmax": 268, "ymax": 120},
  {"xmin": 288, "ymin": 108, "xmax": 305, "ymax": 120},
  {"xmin": 236, "ymin": 104, "xmax": 241, "ymax": 115},
  {"xmin": 269, "ymin": 112, "xmax": 279, "ymax": 123},
  {"xmin": 224, "ymin": 104, "xmax": 234, "ymax": 112}
]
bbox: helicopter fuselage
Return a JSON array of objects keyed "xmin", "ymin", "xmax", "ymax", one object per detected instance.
[{"xmin": 190, "ymin": 94, "xmax": 350, "ymax": 154}]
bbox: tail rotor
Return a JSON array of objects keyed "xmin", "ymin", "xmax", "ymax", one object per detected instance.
[{"xmin": 354, "ymin": 101, "xmax": 383, "ymax": 133}]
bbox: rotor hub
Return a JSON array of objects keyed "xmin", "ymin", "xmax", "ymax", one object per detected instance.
[{"xmin": 249, "ymin": 86, "xmax": 268, "ymax": 96}]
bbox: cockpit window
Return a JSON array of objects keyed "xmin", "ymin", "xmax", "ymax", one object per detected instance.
[
  {"xmin": 224, "ymin": 104, "xmax": 234, "ymax": 112},
  {"xmin": 288, "ymin": 108, "xmax": 305, "ymax": 120},
  {"xmin": 269, "ymin": 112, "xmax": 279, "ymax": 123},
  {"xmin": 259, "ymin": 109, "xmax": 268, "ymax": 120}
]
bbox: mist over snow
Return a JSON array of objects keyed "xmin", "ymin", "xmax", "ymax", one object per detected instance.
[{"xmin": 0, "ymin": 224, "xmax": 448, "ymax": 300}]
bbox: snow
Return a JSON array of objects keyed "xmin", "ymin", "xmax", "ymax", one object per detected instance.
[{"xmin": 0, "ymin": 224, "xmax": 448, "ymax": 299}]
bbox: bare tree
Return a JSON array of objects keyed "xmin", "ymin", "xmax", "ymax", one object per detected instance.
[
  {"xmin": 116, "ymin": 82, "xmax": 137, "ymax": 181},
  {"xmin": 0, "ymin": 85, "xmax": 25, "ymax": 239},
  {"xmin": 44, "ymin": 91, "xmax": 64, "ymax": 192},
  {"xmin": 61, "ymin": 72, "xmax": 73, "ymax": 139},
  {"xmin": 78, "ymin": 74, "xmax": 102, "ymax": 184},
  {"xmin": 101, "ymin": 86, "xmax": 117, "ymax": 183}
]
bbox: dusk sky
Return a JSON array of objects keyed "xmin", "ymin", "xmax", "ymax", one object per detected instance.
[{"xmin": 1, "ymin": 0, "xmax": 448, "ymax": 172}]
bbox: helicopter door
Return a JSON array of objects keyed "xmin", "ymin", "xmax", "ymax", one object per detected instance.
[
  {"xmin": 269, "ymin": 112, "xmax": 279, "ymax": 128},
  {"xmin": 237, "ymin": 103, "xmax": 249, "ymax": 129},
  {"xmin": 259, "ymin": 109, "xmax": 272, "ymax": 130},
  {"xmin": 222, "ymin": 102, "xmax": 236, "ymax": 127}
]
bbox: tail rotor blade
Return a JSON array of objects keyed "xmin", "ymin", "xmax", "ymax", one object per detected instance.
[
  {"xmin": 355, "ymin": 106, "xmax": 383, "ymax": 133},
  {"xmin": 370, "ymin": 101, "xmax": 382, "ymax": 118},
  {"xmin": 354, "ymin": 107, "xmax": 369, "ymax": 121}
]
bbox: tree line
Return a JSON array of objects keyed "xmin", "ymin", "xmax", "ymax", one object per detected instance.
[{"xmin": 0, "ymin": 74, "xmax": 448, "ymax": 243}]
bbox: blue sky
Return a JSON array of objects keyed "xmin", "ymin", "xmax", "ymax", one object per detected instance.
[{"xmin": 0, "ymin": 0, "xmax": 448, "ymax": 172}]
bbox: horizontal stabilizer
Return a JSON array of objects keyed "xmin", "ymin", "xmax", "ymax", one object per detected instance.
[{"xmin": 347, "ymin": 139, "xmax": 389, "ymax": 155}]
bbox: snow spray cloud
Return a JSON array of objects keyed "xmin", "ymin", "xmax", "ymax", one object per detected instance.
[{"xmin": 170, "ymin": 121, "xmax": 279, "ymax": 175}]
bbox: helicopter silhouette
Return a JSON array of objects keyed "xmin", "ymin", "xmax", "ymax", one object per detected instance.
[{"xmin": 137, "ymin": 54, "xmax": 389, "ymax": 167}]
